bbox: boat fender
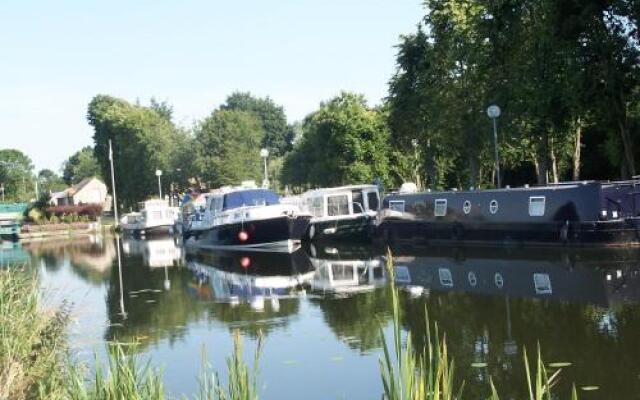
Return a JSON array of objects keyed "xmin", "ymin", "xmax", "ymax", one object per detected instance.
[
  {"xmin": 308, "ymin": 224, "xmax": 315, "ymax": 239},
  {"xmin": 559, "ymin": 220, "xmax": 569, "ymax": 243}
]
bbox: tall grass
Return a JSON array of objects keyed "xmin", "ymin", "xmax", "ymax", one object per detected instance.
[
  {"xmin": 380, "ymin": 249, "xmax": 580, "ymax": 400},
  {"xmin": 67, "ymin": 342, "xmax": 165, "ymax": 400},
  {"xmin": 196, "ymin": 331, "xmax": 263, "ymax": 400},
  {"xmin": 0, "ymin": 269, "xmax": 70, "ymax": 400}
]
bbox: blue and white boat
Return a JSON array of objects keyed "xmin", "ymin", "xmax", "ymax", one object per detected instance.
[{"xmin": 183, "ymin": 182, "xmax": 311, "ymax": 253}]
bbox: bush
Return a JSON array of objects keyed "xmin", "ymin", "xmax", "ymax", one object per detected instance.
[
  {"xmin": 27, "ymin": 208, "xmax": 43, "ymax": 224},
  {"xmin": 46, "ymin": 204, "xmax": 102, "ymax": 221},
  {"xmin": 49, "ymin": 215, "xmax": 59, "ymax": 224}
]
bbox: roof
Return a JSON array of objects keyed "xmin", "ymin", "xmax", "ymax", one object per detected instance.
[{"xmin": 54, "ymin": 177, "xmax": 105, "ymax": 198}]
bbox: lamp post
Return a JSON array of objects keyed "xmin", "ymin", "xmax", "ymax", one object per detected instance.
[
  {"xmin": 260, "ymin": 148, "xmax": 269, "ymax": 188},
  {"xmin": 155, "ymin": 169, "xmax": 163, "ymax": 199},
  {"xmin": 487, "ymin": 104, "xmax": 502, "ymax": 188},
  {"xmin": 108, "ymin": 139, "xmax": 119, "ymax": 226}
]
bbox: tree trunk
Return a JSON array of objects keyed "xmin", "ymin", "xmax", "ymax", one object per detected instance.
[
  {"xmin": 535, "ymin": 155, "xmax": 548, "ymax": 185},
  {"xmin": 572, "ymin": 118, "xmax": 582, "ymax": 181},
  {"xmin": 618, "ymin": 119, "xmax": 635, "ymax": 178},
  {"xmin": 550, "ymin": 139, "xmax": 559, "ymax": 184}
]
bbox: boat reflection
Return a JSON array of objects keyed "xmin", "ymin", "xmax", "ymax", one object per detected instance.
[
  {"xmin": 186, "ymin": 249, "xmax": 314, "ymax": 306},
  {"xmin": 0, "ymin": 240, "xmax": 30, "ymax": 267},
  {"xmin": 388, "ymin": 245, "xmax": 640, "ymax": 306},
  {"xmin": 308, "ymin": 244, "xmax": 387, "ymax": 295},
  {"xmin": 122, "ymin": 237, "xmax": 183, "ymax": 268}
]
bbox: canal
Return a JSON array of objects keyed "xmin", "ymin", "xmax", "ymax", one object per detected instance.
[{"xmin": 5, "ymin": 235, "xmax": 640, "ymax": 399}]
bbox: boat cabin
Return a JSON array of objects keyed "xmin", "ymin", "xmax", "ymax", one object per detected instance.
[{"xmin": 301, "ymin": 184, "xmax": 380, "ymax": 221}]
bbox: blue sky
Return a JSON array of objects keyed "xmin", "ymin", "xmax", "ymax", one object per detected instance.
[{"xmin": 0, "ymin": 0, "xmax": 424, "ymax": 172}]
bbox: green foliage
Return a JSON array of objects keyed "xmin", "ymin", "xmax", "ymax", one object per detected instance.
[
  {"xmin": 281, "ymin": 92, "xmax": 391, "ymax": 189},
  {"xmin": 0, "ymin": 271, "xmax": 70, "ymax": 400},
  {"xmin": 222, "ymin": 92, "xmax": 294, "ymax": 157},
  {"xmin": 87, "ymin": 95, "xmax": 188, "ymax": 208},
  {"xmin": 67, "ymin": 342, "xmax": 165, "ymax": 400},
  {"xmin": 0, "ymin": 149, "xmax": 35, "ymax": 202},
  {"xmin": 62, "ymin": 147, "xmax": 102, "ymax": 186},
  {"xmin": 194, "ymin": 109, "xmax": 264, "ymax": 188},
  {"xmin": 196, "ymin": 332, "xmax": 262, "ymax": 400},
  {"xmin": 388, "ymin": 0, "xmax": 640, "ymax": 187}
]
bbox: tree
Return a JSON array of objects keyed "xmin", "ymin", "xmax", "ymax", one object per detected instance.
[
  {"xmin": 62, "ymin": 146, "xmax": 102, "ymax": 185},
  {"xmin": 0, "ymin": 149, "xmax": 35, "ymax": 202},
  {"xmin": 194, "ymin": 109, "xmax": 264, "ymax": 188},
  {"xmin": 87, "ymin": 95, "xmax": 185, "ymax": 208},
  {"xmin": 221, "ymin": 92, "xmax": 294, "ymax": 156},
  {"xmin": 37, "ymin": 169, "xmax": 66, "ymax": 194},
  {"xmin": 281, "ymin": 92, "xmax": 391, "ymax": 189}
]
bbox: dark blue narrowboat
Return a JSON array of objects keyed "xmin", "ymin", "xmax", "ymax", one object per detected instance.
[{"xmin": 377, "ymin": 180, "xmax": 640, "ymax": 247}]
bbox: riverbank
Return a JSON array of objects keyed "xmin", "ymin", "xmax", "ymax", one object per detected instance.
[{"xmin": 17, "ymin": 221, "xmax": 115, "ymax": 241}]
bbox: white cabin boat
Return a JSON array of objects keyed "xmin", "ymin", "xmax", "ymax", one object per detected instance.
[
  {"xmin": 120, "ymin": 199, "xmax": 177, "ymax": 237},
  {"xmin": 296, "ymin": 184, "xmax": 380, "ymax": 241}
]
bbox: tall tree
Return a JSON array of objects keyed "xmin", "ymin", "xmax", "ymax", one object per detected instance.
[
  {"xmin": 281, "ymin": 92, "xmax": 391, "ymax": 188},
  {"xmin": 87, "ymin": 95, "xmax": 184, "ymax": 208},
  {"xmin": 62, "ymin": 146, "xmax": 102, "ymax": 185},
  {"xmin": 194, "ymin": 109, "xmax": 264, "ymax": 188},
  {"xmin": 37, "ymin": 169, "xmax": 66, "ymax": 194},
  {"xmin": 0, "ymin": 149, "xmax": 35, "ymax": 202},
  {"xmin": 221, "ymin": 92, "xmax": 294, "ymax": 156}
]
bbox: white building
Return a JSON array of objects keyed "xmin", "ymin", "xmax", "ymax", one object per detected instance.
[{"xmin": 50, "ymin": 177, "xmax": 109, "ymax": 208}]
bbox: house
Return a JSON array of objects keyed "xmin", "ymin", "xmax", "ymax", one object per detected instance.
[{"xmin": 50, "ymin": 177, "xmax": 109, "ymax": 208}]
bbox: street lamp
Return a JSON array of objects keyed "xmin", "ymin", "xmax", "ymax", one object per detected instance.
[
  {"xmin": 487, "ymin": 104, "xmax": 502, "ymax": 188},
  {"xmin": 260, "ymin": 148, "xmax": 269, "ymax": 188},
  {"xmin": 155, "ymin": 169, "xmax": 163, "ymax": 199}
]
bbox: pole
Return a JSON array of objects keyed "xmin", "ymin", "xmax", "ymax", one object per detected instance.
[
  {"xmin": 158, "ymin": 175, "xmax": 162, "ymax": 199},
  {"xmin": 263, "ymin": 157, "xmax": 269, "ymax": 188},
  {"xmin": 116, "ymin": 235, "xmax": 127, "ymax": 319},
  {"xmin": 492, "ymin": 117, "xmax": 501, "ymax": 188},
  {"xmin": 109, "ymin": 139, "xmax": 119, "ymax": 226}
]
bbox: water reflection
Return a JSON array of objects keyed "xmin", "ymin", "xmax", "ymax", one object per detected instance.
[
  {"xmin": 186, "ymin": 249, "xmax": 314, "ymax": 337},
  {"xmin": 14, "ymin": 237, "xmax": 640, "ymax": 399},
  {"xmin": 0, "ymin": 240, "xmax": 30, "ymax": 267}
]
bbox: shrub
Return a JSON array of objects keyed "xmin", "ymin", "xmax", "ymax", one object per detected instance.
[
  {"xmin": 46, "ymin": 204, "xmax": 103, "ymax": 221},
  {"xmin": 27, "ymin": 208, "xmax": 43, "ymax": 224},
  {"xmin": 49, "ymin": 215, "xmax": 59, "ymax": 224}
]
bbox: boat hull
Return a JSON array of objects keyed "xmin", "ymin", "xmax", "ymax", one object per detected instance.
[
  {"xmin": 186, "ymin": 215, "xmax": 311, "ymax": 253},
  {"xmin": 377, "ymin": 217, "xmax": 640, "ymax": 247},
  {"xmin": 121, "ymin": 224, "xmax": 175, "ymax": 238},
  {"xmin": 308, "ymin": 215, "xmax": 374, "ymax": 242}
]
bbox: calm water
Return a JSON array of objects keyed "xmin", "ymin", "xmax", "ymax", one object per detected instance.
[{"xmin": 3, "ymin": 235, "xmax": 640, "ymax": 399}]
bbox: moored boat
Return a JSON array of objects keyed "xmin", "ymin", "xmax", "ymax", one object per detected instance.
[
  {"xmin": 119, "ymin": 199, "xmax": 177, "ymax": 237},
  {"xmin": 294, "ymin": 184, "xmax": 380, "ymax": 241},
  {"xmin": 183, "ymin": 182, "xmax": 311, "ymax": 253},
  {"xmin": 377, "ymin": 180, "xmax": 640, "ymax": 247}
]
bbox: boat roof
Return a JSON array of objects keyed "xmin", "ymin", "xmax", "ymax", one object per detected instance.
[
  {"xmin": 386, "ymin": 181, "xmax": 599, "ymax": 197},
  {"xmin": 302, "ymin": 184, "xmax": 378, "ymax": 197}
]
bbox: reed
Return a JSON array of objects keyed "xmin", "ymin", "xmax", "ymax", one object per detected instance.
[
  {"xmin": 67, "ymin": 342, "xmax": 164, "ymax": 400},
  {"xmin": 378, "ymin": 248, "xmax": 462, "ymax": 400},
  {"xmin": 380, "ymin": 249, "xmax": 580, "ymax": 400},
  {"xmin": 0, "ymin": 269, "xmax": 69, "ymax": 400},
  {"xmin": 196, "ymin": 330, "xmax": 263, "ymax": 400}
]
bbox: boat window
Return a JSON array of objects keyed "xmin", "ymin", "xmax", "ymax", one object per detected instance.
[
  {"xmin": 494, "ymin": 273, "xmax": 504, "ymax": 288},
  {"xmin": 309, "ymin": 197, "xmax": 324, "ymax": 217},
  {"xmin": 533, "ymin": 273, "xmax": 552, "ymax": 294},
  {"xmin": 389, "ymin": 200, "xmax": 405, "ymax": 213},
  {"xmin": 489, "ymin": 200, "xmax": 499, "ymax": 214},
  {"xmin": 468, "ymin": 272, "xmax": 477, "ymax": 287},
  {"xmin": 352, "ymin": 190, "xmax": 364, "ymax": 214},
  {"xmin": 438, "ymin": 268, "xmax": 453, "ymax": 287},
  {"xmin": 463, "ymin": 200, "xmax": 471, "ymax": 214},
  {"xmin": 327, "ymin": 194, "xmax": 350, "ymax": 216},
  {"xmin": 367, "ymin": 192, "xmax": 379, "ymax": 211},
  {"xmin": 529, "ymin": 196, "xmax": 546, "ymax": 216},
  {"xmin": 434, "ymin": 199, "xmax": 447, "ymax": 217},
  {"xmin": 394, "ymin": 266, "xmax": 411, "ymax": 283},
  {"xmin": 213, "ymin": 197, "xmax": 223, "ymax": 214}
]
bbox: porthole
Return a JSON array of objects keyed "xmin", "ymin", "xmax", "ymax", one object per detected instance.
[
  {"xmin": 463, "ymin": 200, "xmax": 471, "ymax": 214},
  {"xmin": 468, "ymin": 271, "xmax": 477, "ymax": 287},
  {"xmin": 489, "ymin": 199, "xmax": 499, "ymax": 214},
  {"xmin": 494, "ymin": 273, "xmax": 504, "ymax": 288}
]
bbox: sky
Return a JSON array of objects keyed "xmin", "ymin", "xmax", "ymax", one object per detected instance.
[{"xmin": 0, "ymin": 0, "xmax": 424, "ymax": 172}]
